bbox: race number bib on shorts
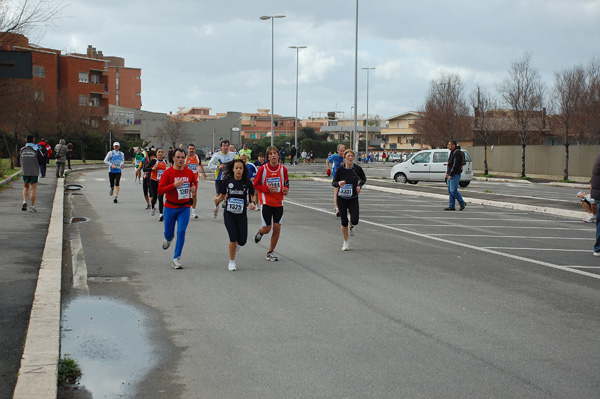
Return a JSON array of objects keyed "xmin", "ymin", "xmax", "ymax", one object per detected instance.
[
  {"xmin": 187, "ymin": 163, "xmax": 198, "ymax": 173},
  {"xmin": 157, "ymin": 170, "xmax": 164, "ymax": 180},
  {"xmin": 266, "ymin": 177, "xmax": 281, "ymax": 192},
  {"xmin": 339, "ymin": 185, "xmax": 353, "ymax": 198},
  {"xmin": 226, "ymin": 198, "xmax": 244, "ymax": 214},
  {"xmin": 177, "ymin": 183, "xmax": 190, "ymax": 200}
]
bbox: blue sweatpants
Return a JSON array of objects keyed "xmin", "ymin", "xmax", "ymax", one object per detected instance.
[{"xmin": 163, "ymin": 206, "xmax": 191, "ymax": 260}]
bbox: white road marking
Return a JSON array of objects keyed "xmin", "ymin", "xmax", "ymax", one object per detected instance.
[
  {"xmin": 285, "ymin": 199, "xmax": 600, "ymax": 281},
  {"xmin": 430, "ymin": 234, "xmax": 589, "ymax": 240},
  {"xmin": 484, "ymin": 248, "xmax": 590, "ymax": 252}
]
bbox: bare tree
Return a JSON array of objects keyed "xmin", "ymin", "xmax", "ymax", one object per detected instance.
[
  {"xmin": 582, "ymin": 58, "xmax": 600, "ymax": 142},
  {"xmin": 416, "ymin": 73, "xmax": 471, "ymax": 149},
  {"xmin": 0, "ymin": 0, "xmax": 63, "ymax": 39},
  {"xmin": 497, "ymin": 53, "xmax": 545, "ymax": 178},
  {"xmin": 552, "ymin": 64, "xmax": 586, "ymax": 180},
  {"xmin": 156, "ymin": 115, "xmax": 189, "ymax": 149},
  {"xmin": 470, "ymin": 85, "xmax": 500, "ymax": 175}
]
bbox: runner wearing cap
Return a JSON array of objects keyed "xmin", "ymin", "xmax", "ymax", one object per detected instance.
[{"xmin": 104, "ymin": 142, "xmax": 125, "ymax": 203}]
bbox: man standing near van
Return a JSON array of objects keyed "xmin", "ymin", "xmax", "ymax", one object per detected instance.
[{"xmin": 445, "ymin": 141, "xmax": 466, "ymax": 211}]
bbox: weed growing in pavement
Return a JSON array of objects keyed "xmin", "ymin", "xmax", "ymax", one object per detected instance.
[
  {"xmin": 517, "ymin": 176, "xmax": 532, "ymax": 181},
  {"xmin": 481, "ymin": 174, "xmax": 495, "ymax": 178},
  {"xmin": 58, "ymin": 356, "xmax": 82, "ymax": 384},
  {"xmin": 558, "ymin": 179, "xmax": 576, "ymax": 183},
  {"xmin": 484, "ymin": 189, "xmax": 492, "ymax": 193}
]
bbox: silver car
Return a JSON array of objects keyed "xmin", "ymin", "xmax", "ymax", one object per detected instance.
[{"xmin": 390, "ymin": 149, "xmax": 473, "ymax": 187}]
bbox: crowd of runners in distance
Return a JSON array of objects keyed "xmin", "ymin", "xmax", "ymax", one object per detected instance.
[{"xmin": 101, "ymin": 139, "xmax": 367, "ymax": 271}]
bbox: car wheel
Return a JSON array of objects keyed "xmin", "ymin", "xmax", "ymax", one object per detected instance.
[
  {"xmin": 407, "ymin": 180, "xmax": 418, "ymax": 184},
  {"xmin": 394, "ymin": 173, "xmax": 407, "ymax": 183},
  {"xmin": 459, "ymin": 181, "xmax": 470, "ymax": 188}
]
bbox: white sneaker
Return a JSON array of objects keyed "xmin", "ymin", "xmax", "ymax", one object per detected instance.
[
  {"xmin": 172, "ymin": 257, "xmax": 183, "ymax": 269},
  {"xmin": 162, "ymin": 239, "xmax": 171, "ymax": 250},
  {"xmin": 584, "ymin": 214, "xmax": 595, "ymax": 223},
  {"xmin": 29, "ymin": 205, "xmax": 37, "ymax": 213},
  {"xmin": 349, "ymin": 225, "xmax": 355, "ymax": 236},
  {"xmin": 109, "ymin": 188, "xmax": 113, "ymax": 196},
  {"xmin": 228, "ymin": 260, "xmax": 237, "ymax": 271},
  {"xmin": 236, "ymin": 244, "xmax": 241, "ymax": 252},
  {"xmin": 342, "ymin": 241, "xmax": 349, "ymax": 251},
  {"xmin": 190, "ymin": 209, "xmax": 196, "ymax": 219},
  {"xmin": 594, "ymin": 252, "xmax": 600, "ymax": 257},
  {"xmin": 213, "ymin": 206, "xmax": 219, "ymax": 218},
  {"xmin": 151, "ymin": 208, "xmax": 156, "ymax": 216}
]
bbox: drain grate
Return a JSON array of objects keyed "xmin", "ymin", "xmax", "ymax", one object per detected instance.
[
  {"xmin": 71, "ymin": 217, "xmax": 89, "ymax": 224},
  {"xmin": 65, "ymin": 184, "xmax": 84, "ymax": 191}
]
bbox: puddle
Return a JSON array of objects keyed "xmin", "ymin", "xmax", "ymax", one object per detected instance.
[
  {"xmin": 70, "ymin": 217, "xmax": 90, "ymax": 224},
  {"xmin": 61, "ymin": 297, "xmax": 157, "ymax": 398}
]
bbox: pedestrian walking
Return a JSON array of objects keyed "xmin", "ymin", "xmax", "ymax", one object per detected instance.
[
  {"xmin": 104, "ymin": 142, "xmax": 125, "ymax": 203},
  {"xmin": 253, "ymin": 146, "xmax": 289, "ymax": 262},
  {"xmin": 444, "ymin": 141, "xmax": 467, "ymax": 211},
  {"xmin": 214, "ymin": 159, "xmax": 257, "ymax": 271},
  {"xmin": 37, "ymin": 138, "xmax": 51, "ymax": 177},
  {"xmin": 590, "ymin": 153, "xmax": 600, "ymax": 256},
  {"xmin": 19, "ymin": 135, "xmax": 42, "ymax": 212},
  {"xmin": 158, "ymin": 148, "xmax": 197, "ymax": 269},
  {"xmin": 54, "ymin": 139, "xmax": 68, "ymax": 178},
  {"xmin": 66, "ymin": 142, "xmax": 73, "ymax": 169},
  {"xmin": 332, "ymin": 149, "xmax": 367, "ymax": 251}
]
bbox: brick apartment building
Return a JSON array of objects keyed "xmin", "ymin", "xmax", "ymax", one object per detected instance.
[{"xmin": 0, "ymin": 33, "xmax": 141, "ymax": 126}]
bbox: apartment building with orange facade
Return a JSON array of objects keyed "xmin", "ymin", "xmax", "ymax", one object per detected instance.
[{"xmin": 0, "ymin": 33, "xmax": 141, "ymax": 124}]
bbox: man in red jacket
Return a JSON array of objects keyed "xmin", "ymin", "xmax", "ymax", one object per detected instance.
[{"xmin": 158, "ymin": 148, "xmax": 197, "ymax": 269}]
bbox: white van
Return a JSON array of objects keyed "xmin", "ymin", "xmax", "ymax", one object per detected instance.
[{"xmin": 390, "ymin": 149, "xmax": 473, "ymax": 187}]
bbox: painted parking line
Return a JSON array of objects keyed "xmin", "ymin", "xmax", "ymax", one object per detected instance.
[
  {"xmin": 285, "ymin": 198, "xmax": 600, "ymax": 281},
  {"xmin": 484, "ymin": 247, "xmax": 590, "ymax": 252}
]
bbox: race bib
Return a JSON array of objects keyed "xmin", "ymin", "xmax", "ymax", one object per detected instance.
[
  {"xmin": 266, "ymin": 177, "xmax": 281, "ymax": 192},
  {"xmin": 157, "ymin": 169, "xmax": 164, "ymax": 180},
  {"xmin": 339, "ymin": 185, "xmax": 353, "ymax": 198},
  {"xmin": 177, "ymin": 182, "xmax": 190, "ymax": 200},
  {"xmin": 134, "ymin": 160, "xmax": 141, "ymax": 167},
  {"xmin": 187, "ymin": 163, "xmax": 198, "ymax": 172},
  {"xmin": 226, "ymin": 198, "xmax": 244, "ymax": 214}
]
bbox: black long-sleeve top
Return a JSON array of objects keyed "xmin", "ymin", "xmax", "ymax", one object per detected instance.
[{"xmin": 332, "ymin": 164, "xmax": 367, "ymax": 199}]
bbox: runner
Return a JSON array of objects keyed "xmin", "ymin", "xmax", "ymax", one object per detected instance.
[
  {"xmin": 149, "ymin": 148, "xmax": 168, "ymax": 221},
  {"xmin": 214, "ymin": 159, "xmax": 257, "ymax": 271},
  {"xmin": 240, "ymin": 153, "xmax": 259, "ymax": 208},
  {"xmin": 185, "ymin": 144, "xmax": 207, "ymax": 219},
  {"xmin": 253, "ymin": 152, "xmax": 267, "ymax": 168},
  {"xmin": 239, "ymin": 143, "xmax": 252, "ymax": 162},
  {"xmin": 138, "ymin": 152, "xmax": 152, "ymax": 209},
  {"xmin": 133, "ymin": 147, "xmax": 144, "ymax": 183},
  {"xmin": 19, "ymin": 135, "xmax": 41, "ymax": 212},
  {"xmin": 158, "ymin": 148, "xmax": 198, "ymax": 269},
  {"xmin": 253, "ymin": 146, "xmax": 289, "ymax": 261},
  {"xmin": 332, "ymin": 149, "xmax": 367, "ymax": 251},
  {"xmin": 208, "ymin": 139, "xmax": 239, "ymax": 217},
  {"xmin": 326, "ymin": 144, "xmax": 346, "ymax": 216},
  {"xmin": 103, "ymin": 142, "xmax": 125, "ymax": 203}
]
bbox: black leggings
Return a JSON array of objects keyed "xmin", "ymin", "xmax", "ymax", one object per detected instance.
[
  {"xmin": 338, "ymin": 197, "xmax": 359, "ymax": 227},
  {"xmin": 149, "ymin": 179, "xmax": 164, "ymax": 213},
  {"xmin": 109, "ymin": 172, "xmax": 121, "ymax": 188},
  {"xmin": 223, "ymin": 211, "xmax": 248, "ymax": 245}
]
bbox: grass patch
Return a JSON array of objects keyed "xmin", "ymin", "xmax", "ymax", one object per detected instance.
[
  {"xmin": 0, "ymin": 158, "xmax": 19, "ymax": 178},
  {"xmin": 58, "ymin": 356, "xmax": 82, "ymax": 384},
  {"xmin": 288, "ymin": 174, "xmax": 310, "ymax": 178},
  {"xmin": 558, "ymin": 179, "xmax": 576, "ymax": 183},
  {"xmin": 481, "ymin": 174, "xmax": 495, "ymax": 178},
  {"xmin": 517, "ymin": 176, "xmax": 532, "ymax": 181},
  {"xmin": 483, "ymin": 189, "xmax": 492, "ymax": 193}
]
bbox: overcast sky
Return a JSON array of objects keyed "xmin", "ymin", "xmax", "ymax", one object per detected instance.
[{"xmin": 33, "ymin": 0, "xmax": 600, "ymax": 120}]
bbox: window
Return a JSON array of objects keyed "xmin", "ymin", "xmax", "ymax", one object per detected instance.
[
  {"xmin": 32, "ymin": 66, "xmax": 45, "ymax": 78},
  {"xmin": 136, "ymin": 92, "xmax": 141, "ymax": 96},
  {"xmin": 398, "ymin": 121, "xmax": 402, "ymax": 128},
  {"xmin": 136, "ymin": 75, "xmax": 141, "ymax": 79},
  {"xmin": 79, "ymin": 95, "xmax": 89, "ymax": 106},
  {"xmin": 78, "ymin": 72, "xmax": 89, "ymax": 83},
  {"xmin": 90, "ymin": 97, "xmax": 100, "ymax": 107},
  {"xmin": 90, "ymin": 74, "xmax": 100, "ymax": 84},
  {"xmin": 432, "ymin": 152, "xmax": 449, "ymax": 163},
  {"xmin": 412, "ymin": 152, "xmax": 431, "ymax": 163}
]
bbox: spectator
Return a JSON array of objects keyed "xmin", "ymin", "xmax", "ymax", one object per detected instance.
[
  {"xmin": 54, "ymin": 139, "xmax": 68, "ymax": 178},
  {"xmin": 66, "ymin": 142, "xmax": 73, "ymax": 169},
  {"xmin": 578, "ymin": 191, "xmax": 597, "ymax": 223},
  {"xmin": 37, "ymin": 138, "xmax": 52, "ymax": 177}
]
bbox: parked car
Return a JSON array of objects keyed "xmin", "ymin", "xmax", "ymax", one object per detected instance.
[
  {"xmin": 387, "ymin": 153, "xmax": 403, "ymax": 162},
  {"xmin": 390, "ymin": 148, "xmax": 473, "ymax": 187}
]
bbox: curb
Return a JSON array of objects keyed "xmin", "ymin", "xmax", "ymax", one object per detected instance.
[
  {"xmin": 12, "ymin": 178, "xmax": 64, "ymax": 399},
  {"xmin": 0, "ymin": 170, "xmax": 22, "ymax": 186},
  {"xmin": 311, "ymin": 177, "xmax": 588, "ymax": 220}
]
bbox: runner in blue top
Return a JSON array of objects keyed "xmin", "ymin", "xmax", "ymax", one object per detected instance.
[
  {"xmin": 208, "ymin": 139, "xmax": 239, "ymax": 217},
  {"xmin": 326, "ymin": 143, "xmax": 346, "ymax": 217},
  {"xmin": 104, "ymin": 142, "xmax": 125, "ymax": 203}
]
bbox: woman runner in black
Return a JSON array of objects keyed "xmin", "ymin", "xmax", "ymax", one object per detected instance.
[
  {"xmin": 332, "ymin": 149, "xmax": 367, "ymax": 251},
  {"xmin": 214, "ymin": 159, "xmax": 256, "ymax": 271}
]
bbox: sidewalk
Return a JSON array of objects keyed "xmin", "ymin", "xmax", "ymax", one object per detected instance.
[{"xmin": 0, "ymin": 174, "xmax": 58, "ymax": 399}]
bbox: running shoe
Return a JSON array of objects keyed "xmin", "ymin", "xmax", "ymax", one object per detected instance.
[
  {"xmin": 151, "ymin": 208, "xmax": 156, "ymax": 216},
  {"xmin": 594, "ymin": 252, "xmax": 600, "ymax": 257},
  {"xmin": 228, "ymin": 260, "xmax": 237, "ymax": 271},
  {"xmin": 114, "ymin": 197, "xmax": 118, "ymax": 203},
  {"xmin": 172, "ymin": 257, "xmax": 183, "ymax": 269},
  {"xmin": 162, "ymin": 239, "xmax": 171, "ymax": 250},
  {"xmin": 22, "ymin": 203, "xmax": 27, "ymax": 211},
  {"xmin": 213, "ymin": 206, "xmax": 219, "ymax": 218},
  {"xmin": 29, "ymin": 206, "xmax": 37, "ymax": 213},
  {"xmin": 349, "ymin": 225, "xmax": 355, "ymax": 236},
  {"xmin": 584, "ymin": 214, "xmax": 595, "ymax": 223},
  {"xmin": 159, "ymin": 214, "xmax": 164, "ymax": 222},
  {"xmin": 342, "ymin": 241, "xmax": 349, "ymax": 251},
  {"xmin": 109, "ymin": 188, "xmax": 113, "ymax": 196},
  {"xmin": 191, "ymin": 209, "xmax": 198, "ymax": 219},
  {"xmin": 255, "ymin": 229, "xmax": 263, "ymax": 243},
  {"xmin": 266, "ymin": 251, "xmax": 278, "ymax": 261}
]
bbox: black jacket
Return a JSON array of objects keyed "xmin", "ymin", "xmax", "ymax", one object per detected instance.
[
  {"xmin": 590, "ymin": 153, "xmax": 600, "ymax": 200},
  {"xmin": 447, "ymin": 147, "xmax": 463, "ymax": 176}
]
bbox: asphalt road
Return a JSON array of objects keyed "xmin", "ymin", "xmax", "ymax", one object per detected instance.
[{"xmin": 62, "ymin": 167, "xmax": 600, "ymax": 399}]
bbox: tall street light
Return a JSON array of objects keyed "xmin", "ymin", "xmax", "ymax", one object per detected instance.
[
  {"xmin": 352, "ymin": 0, "xmax": 359, "ymax": 152},
  {"xmin": 260, "ymin": 15, "xmax": 286, "ymax": 146},
  {"xmin": 289, "ymin": 45, "xmax": 307, "ymax": 158},
  {"xmin": 362, "ymin": 67, "xmax": 375, "ymax": 155}
]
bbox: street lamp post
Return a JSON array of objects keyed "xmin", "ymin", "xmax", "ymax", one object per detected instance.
[
  {"xmin": 353, "ymin": 0, "xmax": 359, "ymax": 152},
  {"xmin": 289, "ymin": 45, "xmax": 307, "ymax": 160},
  {"xmin": 361, "ymin": 67, "xmax": 375, "ymax": 154},
  {"xmin": 260, "ymin": 15, "xmax": 286, "ymax": 146}
]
